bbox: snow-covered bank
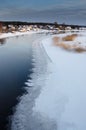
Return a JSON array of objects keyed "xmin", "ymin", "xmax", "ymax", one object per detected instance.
[
  {"xmin": 11, "ymin": 34, "xmax": 58, "ymax": 130},
  {"xmin": 33, "ymin": 33, "xmax": 86, "ymax": 130},
  {"xmin": 0, "ymin": 30, "xmax": 51, "ymax": 39},
  {"xmin": 53, "ymin": 31, "xmax": 86, "ymax": 49},
  {"xmin": 9, "ymin": 31, "xmax": 86, "ymax": 130}
]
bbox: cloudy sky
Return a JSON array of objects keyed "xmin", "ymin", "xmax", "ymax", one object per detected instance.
[{"xmin": 0, "ymin": 0, "xmax": 86, "ymax": 25}]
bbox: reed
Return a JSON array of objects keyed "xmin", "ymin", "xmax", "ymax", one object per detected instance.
[{"xmin": 62, "ymin": 34, "xmax": 77, "ymax": 41}]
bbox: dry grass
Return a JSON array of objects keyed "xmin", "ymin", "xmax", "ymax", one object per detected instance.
[
  {"xmin": 74, "ymin": 47, "xmax": 86, "ymax": 53},
  {"xmin": 53, "ymin": 37, "xmax": 60, "ymax": 44},
  {"xmin": 62, "ymin": 34, "xmax": 77, "ymax": 41},
  {"xmin": 53, "ymin": 36, "xmax": 86, "ymax": 53},
  {"xmin": 59, "ymin": 43, "xmax": 71, "ymax": 50}
]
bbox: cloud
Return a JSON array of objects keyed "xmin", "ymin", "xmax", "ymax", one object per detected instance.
[{"xmin": 0, "ymin": 6, "xmax": 86, "ymax": 25}]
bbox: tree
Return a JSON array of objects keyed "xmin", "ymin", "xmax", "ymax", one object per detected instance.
[
  {"xmin": 54, "ymin": 22, "xmax": 58, "ymax": 28},
  {"xmin": 0, "ymin": 22, "xmax": 2, "ymax": 33}
]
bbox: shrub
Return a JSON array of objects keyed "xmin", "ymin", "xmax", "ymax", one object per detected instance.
[{"xmin": 62, "ymin": 34, "xmax": 77, "ymax": 41}]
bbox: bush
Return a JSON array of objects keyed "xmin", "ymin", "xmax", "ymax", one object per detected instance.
[{"xmin": 62, "ymin": 34, "xmax": 77, "ymax": 41}]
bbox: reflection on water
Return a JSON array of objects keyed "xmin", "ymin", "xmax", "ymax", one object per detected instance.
[
  {"xmin": 0, "ymin": 38, "xmax": 6, "ymax": 45},
  {"xmin": 0, "ymin": 35, "xmax": 34, "ymax": 130}
]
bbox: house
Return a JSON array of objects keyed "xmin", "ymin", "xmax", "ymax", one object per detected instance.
[
  {"xmin": 65, "ymin": 26, "xmax": 72, "ymax": 30},
  {"xmin": 2, "ymin": 26, "xmax": 8, "ymax": 33}
]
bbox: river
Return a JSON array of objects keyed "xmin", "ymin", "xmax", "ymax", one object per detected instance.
[{"xmin": 0, "ymin": 33, "xmax": 47, "ymax": 130}]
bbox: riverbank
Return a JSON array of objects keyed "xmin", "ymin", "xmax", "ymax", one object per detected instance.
[
  {"xmin": 1, "ymin": 30, "xmax": 86, "ymax": 130},
  {"xmin": 0, "ymin": 30, "xmax": 51, "ymax": 39},
  {"xmin": 33, "ymin": 31, "xmax": 86, "ymax": 130},
  {"xmin": 0, "ymin": 34, "xmax": 37, "ymax": 130},
  {"xmin": 11, "ymin": 33, "xmax": 52, "ymax": 130}
]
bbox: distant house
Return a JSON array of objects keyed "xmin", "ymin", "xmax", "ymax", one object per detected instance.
[
  {"xmin": 2, "ymin": 26, "xmax": 8, "ymax": 33},
  {"xmin": 65, "ymin": 26, "xmax": 72, "ymax": 30},
  {"xmin": 7, "ymin": 25, "xmax": 16, "ymax": 32},
  {"xmin": 0, "ymin": 22, "xmax": 2, "ymax": 33}
]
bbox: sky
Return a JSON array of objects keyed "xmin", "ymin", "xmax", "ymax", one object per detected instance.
[{"xmin": 0, "ymin": 0, "xmax": 86, "ymax": 25}]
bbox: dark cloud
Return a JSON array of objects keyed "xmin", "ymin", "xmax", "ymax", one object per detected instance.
[{"xmin": 0, "ymin": 4, "xmax": 86, "ymax": 25}]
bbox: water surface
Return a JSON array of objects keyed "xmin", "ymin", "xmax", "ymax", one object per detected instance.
[{"xmin": 0, "ymin": 34, "xmax": 34, "ymax": 130}]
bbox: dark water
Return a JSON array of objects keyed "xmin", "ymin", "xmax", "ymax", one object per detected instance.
[{"xmin": 0, "ymin": 35, "xmax": 34, "ymax": 130}]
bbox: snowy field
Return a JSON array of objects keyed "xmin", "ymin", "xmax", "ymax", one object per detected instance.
[
  {"xmin": 1, "ymin": 30, "xmax": 86, "ymax": 130},
  {"xmin": 34, "ymin": 31, "xmax": 86, "ymax": 130}
]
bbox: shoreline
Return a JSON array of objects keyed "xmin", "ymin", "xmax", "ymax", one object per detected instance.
[
  {"xmin": 0, "ymin": 30, "xmax": 52, "ymax": 39},
  {"xmin": 1, "ymin": 29, "xmax": 86, "ymax": 40},
  {"xmin": 36, "ymin": 33, "xmax": 86, "ymax": 130},
  {"xmin": 0, "ymin": 29, "xmax": 86, "ymax": 130}
]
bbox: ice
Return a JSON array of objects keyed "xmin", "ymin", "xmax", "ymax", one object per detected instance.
[
  {"xmin": 11, "ymin": 31, "xmax": 86, "ymax": 130},
  {"xmin": 11, "ymin": 35, "xmax": 57, "ymax": 130}
]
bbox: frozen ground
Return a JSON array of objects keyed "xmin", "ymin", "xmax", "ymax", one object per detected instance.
[{"xmin": 4, "ymin": 30, "xmax": 86, "ymax": 130}]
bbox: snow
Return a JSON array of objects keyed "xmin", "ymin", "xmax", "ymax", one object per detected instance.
[
  {"xmin": 0, "ymin": 31, "xmax": 34, "ymax": 39},
  {"xmin": 33, "ymin": 32, "xmax": 86, "ymax": 130},
  {"xmin": 9, "ymin": 31, "xmax": 86, "ymax": 130},
  {"xmin": 75, "ymin": 31, "xmax": 86, "ymax": 46},
  {"xmin": 11, "ymin": 34, "xmax": 57, "ymax": 130},
  {"xmin": 53, "ymin": 31, "xmax": 86, "ymax": 48},
  {"xmin": 0, "ymin": 29, "xmax": 51, "ymax": 39}
]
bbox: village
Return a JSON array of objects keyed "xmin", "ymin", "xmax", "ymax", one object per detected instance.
[{"xmin": 0, "ymin": 21, "xmax": 86, "ymax": 34}]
